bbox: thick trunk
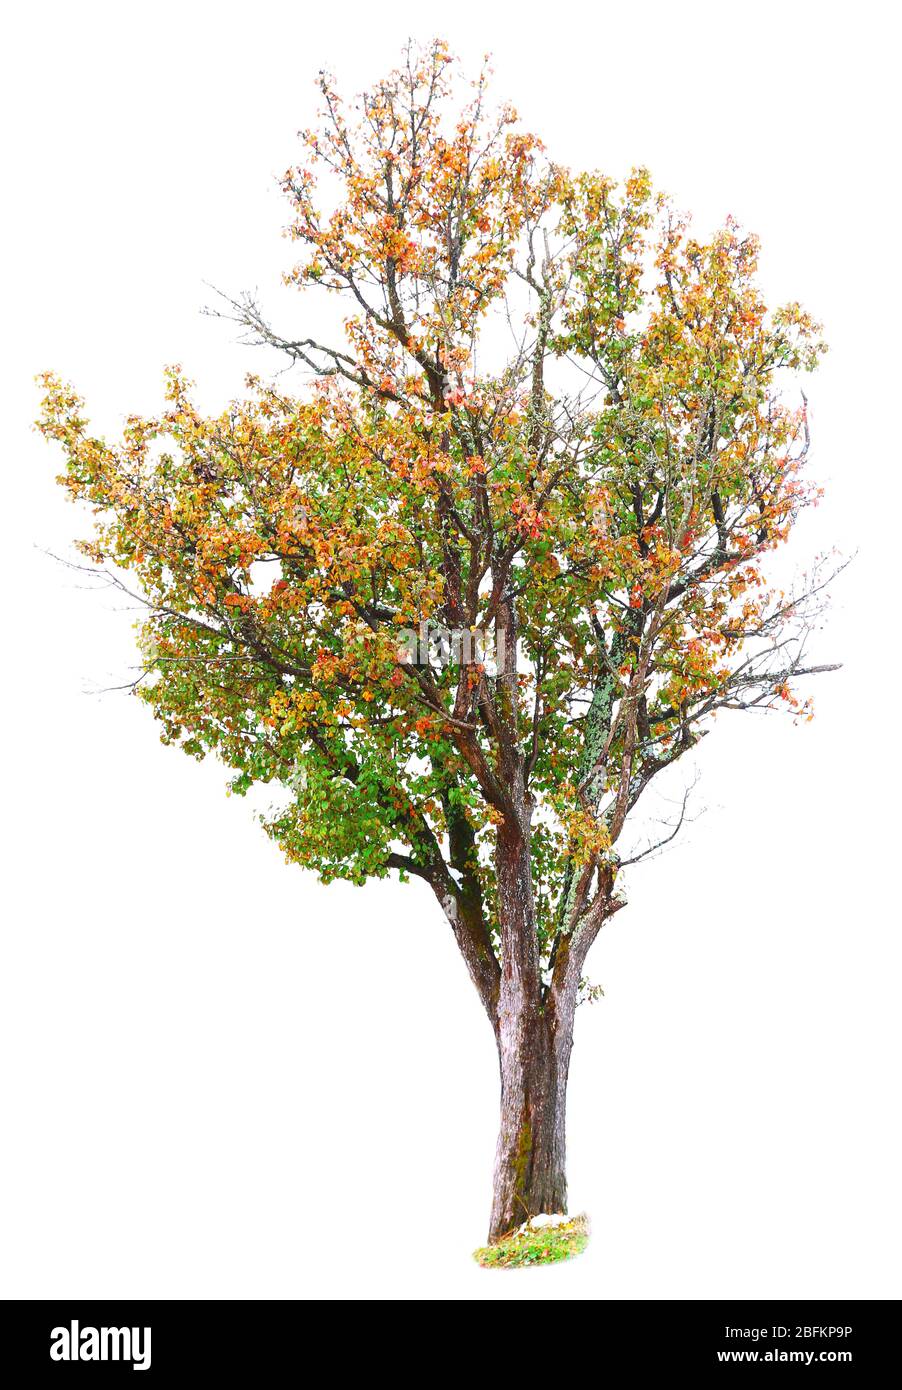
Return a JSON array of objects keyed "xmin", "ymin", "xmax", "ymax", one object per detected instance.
[
  {"xmin": 488, "ymin": 999, "xmax": 575, "ymax": 1243},
  {"xmin": 484, "ymin": 586, "xmax": 589, "ymax": 1243}
]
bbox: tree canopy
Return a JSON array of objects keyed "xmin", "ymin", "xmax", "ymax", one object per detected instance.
[{"xmin": 38, "ymin": 40, "xmax": 833, "ymax": 1026}]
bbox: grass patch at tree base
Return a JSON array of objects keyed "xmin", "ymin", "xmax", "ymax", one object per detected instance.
[{"xmin": 473, "ymin": 1214, "xmax": 589, "ymax": 1268}]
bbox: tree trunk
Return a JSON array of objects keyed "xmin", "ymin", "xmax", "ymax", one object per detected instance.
[
  {"xmin": 485, "ymin": 586, "xmax": 586, "ymax": 1244},
  {"xmin": 488, "ymin": 999, "xmax": 575, "ymax": 1243}
]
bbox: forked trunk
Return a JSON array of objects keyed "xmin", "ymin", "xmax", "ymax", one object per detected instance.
[
  {"xmin": 485, "ymin": 597, "xmax": 585, "ymax": 1245},
  {"xmin": 488, "ymin": 998, "xmax": 575, "ymax": 1243}
]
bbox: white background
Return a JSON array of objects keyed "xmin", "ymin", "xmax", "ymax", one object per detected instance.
[{"xmin": 2, "ymin": 0, "xmax": 900, "ymax": 1300}]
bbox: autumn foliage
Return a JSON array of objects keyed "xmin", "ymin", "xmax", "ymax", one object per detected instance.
[{"xmin": 38, "ymin": 41, "xmax": 833, "ymax": 1242}]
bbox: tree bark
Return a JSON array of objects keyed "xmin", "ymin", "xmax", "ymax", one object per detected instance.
[
  {"xmin": 487, "ymin": 854, "xmax": 617, "ymax": 1242},
  {"xmin": 484, "ymin": 583, "xmax": 589, "ymax": 1243},
  {"xmin": 488, "ymin": 1000, "xmax": 574, "ymax": 1242}
]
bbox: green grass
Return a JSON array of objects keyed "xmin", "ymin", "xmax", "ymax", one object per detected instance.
[{"xmin": 473, "ymin": 1215, "xmax": 589, "ymax": 1269}]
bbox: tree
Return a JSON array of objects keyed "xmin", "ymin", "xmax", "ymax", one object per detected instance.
[{"xmin": 38, "ymin": 40, "xmax": 838, "ymax": 1244}]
